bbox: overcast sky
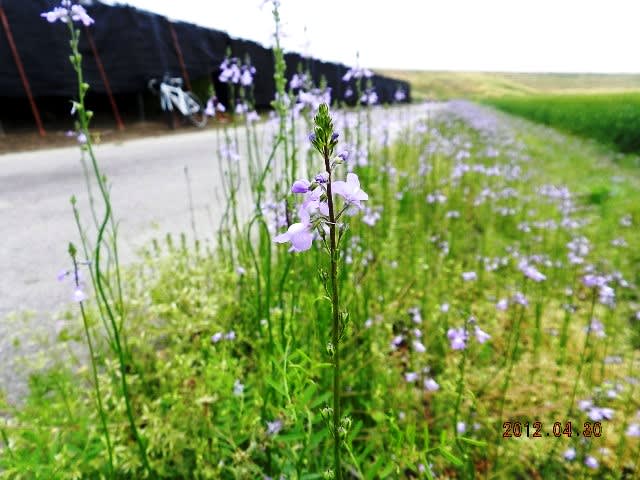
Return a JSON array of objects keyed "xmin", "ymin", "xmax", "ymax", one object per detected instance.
[{"xmin": 103, "ymin": 0, "xmax": 640, "ymax": 73}]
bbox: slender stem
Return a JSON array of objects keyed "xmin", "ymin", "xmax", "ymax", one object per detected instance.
[
  {"xmin": 567, "ymin": 290, "xmax": 598, "ymax": 415},
  {"xmin": 79, "ymin": 301, "xmax": 114, "ymax": 476},
  {"xmin": 323, "ymin": 147, "xmax": 342, "ymax": 479},
  {"xmin": 67, "ymin": 23, "xmax": 153, "ymax": 478}
]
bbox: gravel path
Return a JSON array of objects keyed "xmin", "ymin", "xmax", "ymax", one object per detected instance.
[{"xmin": 0, "ymin": 104, "xmax": 440, "ymax": 402}]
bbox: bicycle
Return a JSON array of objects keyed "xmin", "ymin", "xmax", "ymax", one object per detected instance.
[{"xmin": 148, "ymin": 76, "xmax": 207, "ymax": 129}]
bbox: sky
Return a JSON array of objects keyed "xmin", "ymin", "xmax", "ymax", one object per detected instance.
[{"xmin": 102, "ymin": 0, "xmax": 640, "ymax": 73}]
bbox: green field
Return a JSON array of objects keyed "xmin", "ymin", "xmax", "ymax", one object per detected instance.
[
  {"xmin": 378, "ymin": 70, "xmax": 640, "ymax": 100},
  {"xmin": 486, "ymin": 93, "xmax": 640, "ymax": 153}
]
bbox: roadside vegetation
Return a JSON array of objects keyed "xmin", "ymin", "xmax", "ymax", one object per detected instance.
[{"xmin": 1, "ymin": 2, "xmax": 640, "ymax": 479}]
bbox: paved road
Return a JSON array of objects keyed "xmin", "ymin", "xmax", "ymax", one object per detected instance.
[{"xmin": 0, "ymin": 104, "xmax": 438, "ymax": 402}]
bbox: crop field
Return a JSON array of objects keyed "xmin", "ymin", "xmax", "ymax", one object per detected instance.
[
  {"xmin": 486, "ymin": 93, "xmax": 640, "ymax": 153},
  {"xmin": 3, "ymin": 3, "xmax": 640, "ymax": 480},
  {"xmin": 377, "ymin": 70, "xmax": 640, "ymax": 100}
]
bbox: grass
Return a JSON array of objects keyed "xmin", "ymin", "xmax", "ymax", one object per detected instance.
[
  {"xmin": 1, "ymin": 100, "xmax": 640, "ymax": 478},
  {"xmin": 376, "ymin": 70, "xmax": 640, "ymax": 100},
  {"xmin": 485, "ymin": 92, "xmax": 640, "ymax": 153}
]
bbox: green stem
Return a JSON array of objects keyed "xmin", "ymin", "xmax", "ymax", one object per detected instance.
[{"xmin": 323, "ymin": 146, "xmax": 342, "ymax": 479}]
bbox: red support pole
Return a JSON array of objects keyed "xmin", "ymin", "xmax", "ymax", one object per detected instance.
[
  {"xmin": 85, "ymin": 27, "xmax": 125, "ymax": 131},
  {"xmin": 168, "ymin": 21, "xmax": 192, "ymax": 91},
  {"xmin": 0, "ymin": 5, "xmax": 46, "ymax": 137}
]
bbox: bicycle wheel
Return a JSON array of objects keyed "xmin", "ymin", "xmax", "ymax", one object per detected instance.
[{"xmin": 185, "ymin": 92, "xmax": 207, "ymax": 128}]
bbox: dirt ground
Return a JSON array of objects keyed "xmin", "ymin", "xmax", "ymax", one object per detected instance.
[{"xmin": 0, "ymin": 117, "xmax": 231, "ymax": 155}]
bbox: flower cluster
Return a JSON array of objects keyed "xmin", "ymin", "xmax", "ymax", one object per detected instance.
[
  {"xmin": 275, "ymin": 171, "xmax": 368, "ymax": 252},
  {"xmin": 447, "ymin": 321, "xmax": 490, "ymax": 351},
  {"xmin": 275, "ymin": 105, "xmax": 369, "ymax": 253},
  {"xmin": 342, "ymin": 66, "xmax": 373, "ymax": 82},
  {"xmin": 41, "ymin": 1, "xmax": 94, "ymax": 26},
  {"xmin": 204, "ymin": 96, "xmax": 226, "ymax": 116},
  {"xmin": 219, "ymin": 57, "xmax": 256, "ymax": 86}
]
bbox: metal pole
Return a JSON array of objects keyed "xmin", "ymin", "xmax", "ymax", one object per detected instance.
[
  {"xmin": 0, "ymin": 5, "xmax": 46, "ymax": 137},
  {"xmin": 85, "ymin": 26, "xmax": 125, "ymax": 130},
  {"xmin": 168, "ymin": 21, "xmax": 192, "ymax": 91}
]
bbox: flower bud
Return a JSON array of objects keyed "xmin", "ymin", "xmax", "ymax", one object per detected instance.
[{"xmin": 291, "ymin": 179, "xmax": 311, "ymax": 194}]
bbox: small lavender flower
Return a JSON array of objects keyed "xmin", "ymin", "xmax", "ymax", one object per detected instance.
[
  {"xmin": 291, "ymin": 179, "xmax": 311, "ymax": 194},
  {"xmin": 447, "ymin": 327, "xmax": 467, "ymax": 350},
  {"xmin": 390, "ymin": 335, "xmax": 404, "ymax": 350},
  {"xmin": 519, "ymin": 260, "xmax": 546, "ymax": 282},
  {"xmin": 72, "ymin": 287, "xmax": 86, "ymax": 303},
  {"xmin": 225, "ymin": 330, "xmax": 236, "ymax": 341},
  {"xmin": 211, "ymin": 332, "xmax": 223, "ymax": 343},
  {"xmin": 332, "ymin": 173, "xmax": 369, "ymax": 209},
  {"xmin": 584, "ymin": 456, "xmax": 598, "ymax": 469},
  {"xmin": 456, "ymin": 422, "xmax": 466, "ymax": 434},
  {"xmin": 412, "ymin": 340, "xmax": 426, "ymax": 353},
  {"xmin": 314, "ymin": 172, "xmax": 329, "ymax": 184},
  {"xmin": 424, "ymin": 378, "xmax": 439, "ymax": 391},
  {"xmin": 404, "ymin": 372, "xmax": 419, "ymax": 383},
  {"xmin": 563, "ymin": 447, "xmax": 576, "ymax": 461},
  {"xmin": 626, "ymin": 423, "xmax": 640, "ymax": 437},
  {"xmin": 233, "ymin": 379, "xmax": 244, "ymax": 396},
  {"xmin": 496, "ymin": 298, "xmax": 509, "ymax": 311},
  {"xmin": 512, "ymin": 291, "xmax": 528, "ymax": 307},
  {"xmin": 266, "ymin": 420, "xmax": 283, "ymax": 436},
  {"xmin": 274, "ymin": 207, "xmax": 314, "ymax": 252},
  {"xmin": 474, "ymin": 326, "xmax": 491, "ymax": 344},
  {"xmin": 462, "ymin": 271, "xmax": 477, "ymax": 281},
  {"xmin": 585, "ymin": 319, "xmax": 606, "ymax": 338}
]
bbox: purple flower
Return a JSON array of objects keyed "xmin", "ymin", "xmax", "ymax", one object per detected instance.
[
  {"xmin": 447, "ymin": 327, "xmax": 467, "ymax": 350},
  {"xmin": 267, "ymin": 419, "xmax": 283, "ymax": 436},
  {"xmin": 332, "ymin": 173, "xmax": 368, "ymax": 209},
  {"xmin": 474, "ymin": 326, "xmax": 491, "ymax": 344},
  {"xmin": 41, "ymin": 6, "xmax": 69, "ymax": 23},
  {"xmin": 225, "ymin": 330, "xmax": 236, "ymax": 341},
  {"xmin": 424, "ymin": 378, "xmax": 439, "ymax": 391},
  {"xmin": 412, "ymin": 340, "xmax": 426, "ymax": 353},
  {"xmin": 519, "ymin": 261, "xmax": 546, "ymax": 282},
  {"xmin": 70, "ymin": 4, "xmax": 94, "ymax": 26},
  {"xmin": 308, "ymin": 133, "xmax": 316, "ymax": 143},
  {"xmin": 584, "ymin": 456, "xmax": 598, "ymax": 469},
  {"xmin": 563, "ymin": 447, "xmax": 576, "ymax": 461},
  {"xmin": 496, "ymin": 298, "xmax": 508, "ymax": 311},
  {"xmin": 246, "ymin": 111, "xmax": 260, "ymax": 123},
  {"xmin": 211, "ymin": 332, "xmax": 223, "ymax": 343},
  {"xmin": 336, "ymin": 149, "xmax": 350, "ymax": 163},
  {"xmin": 314, "ymin": 172, "xmax": 329, "ymax": 184},
  {"xmin": 302, "ymin": 187, "xmax": 329, "ymax": 216},
  {"xmin": 57, "ymin": 269, "xmax": 69, "ymax": 282},
  {"xmin": 362, "ymin": 207, "xmax": 381, "ymax": 226},
  {"xmin": 274, "ymin": 207, "xmax": 314, "ymax": 252},
  {"xmin": 461, "ymin": 271, "xmax": 477, "ymax": 281},
  {"xmin": 456, "ymin": 422, "xmax": 466, "ymax": 434},
  {"xmin": 626, "ymin": 423, "xmax": 640, "ymax": 437},
  {"xmin": 404, "ymin": 372, "xmax": 419, "ymax": 383},
  {"xmin": 583, "ymin": 274, "xmax": 606, "ymax": 288},
  {"xmin": 291, "ymin": 179, "xmax": 311, "ymax": 194},
  {"xmin": 204, "ymin": 99, "xmax": 216, "ymax": 116},
  {"xmin": 72, "ymin": 287, "xmax": 86, "ymax": 303},
  {"xmin": 233, "ymin": 379, "xmax": 244, "ymax": 396},
  {"xmin": 585, "ymin": 319, "xmax": 606, "ymax": 338}
]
